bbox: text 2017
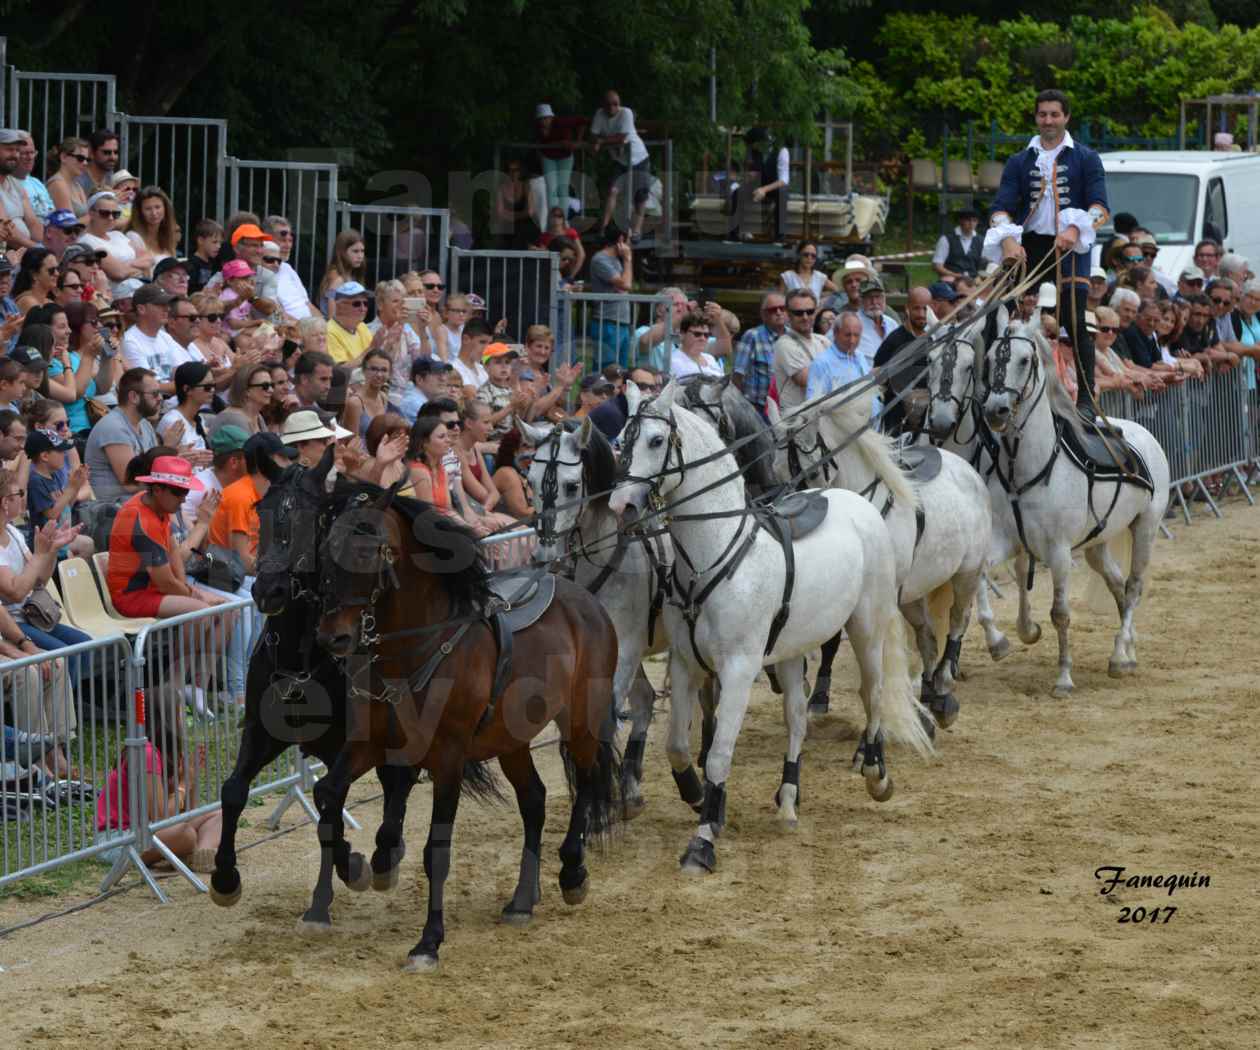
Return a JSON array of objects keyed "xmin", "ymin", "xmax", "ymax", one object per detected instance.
[{"xmin": 1118, "ymin": 906, "xmax": 1177, "ymax": 924}]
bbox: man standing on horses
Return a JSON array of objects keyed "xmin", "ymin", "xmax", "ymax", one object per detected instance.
[{"xmin": 986, "ymin": 88, "xmax": 1109, "ymax": 424}]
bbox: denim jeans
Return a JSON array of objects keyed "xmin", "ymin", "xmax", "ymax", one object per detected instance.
[{"xmin": 18, "ymin": 620, "xmax": 92, "ymax": 679}]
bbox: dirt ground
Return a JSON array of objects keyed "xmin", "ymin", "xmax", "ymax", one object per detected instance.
[{"xmin": 2, "ymin": 499, "xmax": 1258, "ymax": 1050}]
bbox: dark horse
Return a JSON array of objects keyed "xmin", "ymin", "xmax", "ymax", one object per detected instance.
[
  {"xmin": 308, "ymin": 478, "xmax": 623, "ymax": 972},
  {"xmin": 209, "ymin": 452, "xmax": 419, "ymax": 909}
]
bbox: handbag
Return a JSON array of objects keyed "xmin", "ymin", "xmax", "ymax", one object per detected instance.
[
  {"xmin": 21, "ymin": 585, "xmax": 63, "ymax": 632},
  {"xmin": 185, "ymin": 544, "xmax": 247, "ymax": 593},
  {"xmin": 85, "ymin": 397, "xmax": 110, "ymax": 426}
]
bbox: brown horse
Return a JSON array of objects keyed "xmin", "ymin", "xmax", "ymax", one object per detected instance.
[{"xmin": 307, "ymin": 480, "xmax": 622, "ymax": 972}]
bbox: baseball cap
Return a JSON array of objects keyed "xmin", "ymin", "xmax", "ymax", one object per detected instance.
[
  {"xmin": 1089, "ymin": 266, "xmax": 1108, "ymax": 281},
  {"xmin": 1179, "ymin": 265, "xmax": 1205, "ymax": 282},
  {"xmin": 0, "ymin": 258, "xmax": 12, "ymax": 275},
  {"xmin": 580, "ymin": 374, "xmax": 613, "ymax": 394},
  {"xmin": 482, "ymin": 342, "xmax": 520, "ymax": 363},
  {"xmin": 113, "ymin": 277, "xmax": 145, "ymax": 301},
  {"xmin": 245, "ymin": 431, "xmax": 298, "ymax": 461},
  {"xmin": 928, "ymin": 281, "xmax": 959, "ymax": 302},
  {"xmin": 209, "ymin": 424, "xmax": 251, "ymax": 453},
  {"xmin": 230, "ymin": 223, "xmax": 269, "ymax": 246},
  {"xmin": 465, "ymin": 292, "xmax": 487, "ymax": 310},
  {"xmin": 133, "ymin": 283, "xmax": 175, "ymax": 307},
  {"xmin": 858, "ymin": 279, "xmax": 885, "ymax": 297},
  {"xmin": 333, "ymin": 281, "xmax": 370, "ymax": 299},
  {"xmin": 535, "ymin": 103, "xmax": 555, "ymax": 119},
  {"xmin": 0, "ymin": 129, "xmax": 25, "ymax": 145},
  {"xmin": 45, "ymin": 209, "xmax": 85, "ymax": 231},
  {"xmin": 62, "ymin": 243, "xmax": 106, "ymax": 265},
  {"xmin": 222, "ymin": 259, "xmax": 255, "ymax": 280},
  {"xmin": 9, "ymin": 346, "xmax": 48, "ymax": 371},
  {"xmin": 25, "ymin": 429, "xmax": 74, "ymax": 456},
  {"xmin": 153, "ymin": 257, "xmax": 192, "ymax": 279}
]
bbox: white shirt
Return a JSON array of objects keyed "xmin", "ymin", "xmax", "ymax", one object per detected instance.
[
  {"xmin": 590, "ymin": 106, "xmax": 649, "ymax": 167},
  {"xmin": 0, "ymin": 524, "xmax": 33, "ymax": 619},
  {"xmin": 780, "ymin": 270, "xmax": 826, "ymax": 299},
  {"xmin": 168, "ymin": 338, "xmax": 207, "ymax": 371},
  {"xmin": 184, "ymin": 466, "xmax": 223, "ymax": 522},
  {"xmin": 453, "ymin": 356, "xmax": 487, "ymax": 390},
  {"xmin": 78, "ymin": 230, "xmax": 137, "ymax": 296},
  {"xmin": 670, "ymin": 347, "xmax": 723, "ymax": 379},
  {"xmin": 1025, "ymin": 130, "xmax": 1073, "ymax": 236},
  {"xmin": 856, "ymin": 311, "xmax": 901, "ymax": 369},
  {"xmin": 157, "ymin": 407, "xmax": 208, "ymax": 451},
  {"xmin": 121, "ymin": 325, "xmax": 184, "ymax": 382},
  {"xmin": 274, "ymin": 261, "xmax": 313, "ymax": 320}
]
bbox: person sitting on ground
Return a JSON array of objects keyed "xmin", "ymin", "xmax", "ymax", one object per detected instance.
[{"xmin": 95, "ymin": 685, "xmax": 223, "ymax": 875}]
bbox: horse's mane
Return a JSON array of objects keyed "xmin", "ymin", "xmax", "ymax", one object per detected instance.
[
  {"xmin": 567, "ymin": 418, "xmax": 618, "ymax": 503},
  {"xmin": 676, "ymin": 376, "xmax": 780, "ymax": 493},
  {"xmin": 822, "ymin": 381, "xmax": 921, "ymax": 510},
  {"xmin": 330, "ymin": 478, "xmax": 492, "ymax": 610}
]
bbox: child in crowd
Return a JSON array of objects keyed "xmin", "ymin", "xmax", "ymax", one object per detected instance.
[
  {"xmin": 218, "ymin": 260, "xmax": 257, "ymax": 331},
  {"xmin": 188, "ymin": 218, "xmax": 223, "ymax": 294},
  {"xmin": 476, "ymin": 344, "xmax": 529, "ymax": 439},
  {"xmin": 25, "ymin": 429, "xmax": 94, "ymax": 557}
]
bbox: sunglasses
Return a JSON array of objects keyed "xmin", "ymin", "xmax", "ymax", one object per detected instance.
[
  {"xmin": 1211, "ymin": 297, "xmax": 1231, "ymax": 305},
  {"xmin": 274, "ymin": 230, "xmax": 293, "ymax": 239},
  {"xmin": 249, "ymin": 381, "xmax": 274, "ymax": 391},
  {"xmin": 263, "ymin": 256, "xmax": 281, "ymax": 264},
  {"xmin": 764, "ymin": 304, "xmax": 787, "ymax": 313},
  {"xmin": 173, "ymin": 313, "xmax": 198, "ymax": 321},
  {"xmin": 1121, "ymin": 257, "xmax": 1143, "ymax": 264},
  {"xmin": 95, "ymin": 210, "xmax": 122, "ymax": 220},
  {"xmin": 789, "ymin": 308, "xmax": 816, "ymax": 317},
  {"xmin": 70, "ymin": 153, "xmax": 90, "ymax": 163},
  {"xmin": 200, "ymin": 313, "xmax": 224, "ymax": 323},
  {"xmin": 1096, "ymin": 325, "xmax": 1118, "ymax": 333},
  {"xmin": 442, "ymin": 419, "xmax": 462, "ymax": 430},
  {"xmin": 799, "ymin": 251, "xmax": 817, "ymax": 258},
  {"xmin": 345, "ymin": 300, "xmax": 369, "ymax": 309},
  {"xmin": 194, "ymin": 382, "xmax": 216, "ymax": 392},
  {"xmin": 102, "ymin": 320, "xmax": 122, "ymax": 330},
  {"xmin": 687, "ymin": 329, "xmax": 711, "ymax": 338},
  {"xmin": 423, "ymin": 282, "xmax": 444, "ymax": 290},
  {"xmin": 61, "ymin": 281, "xmax": 82, "ymax": 290},
  {"xmin": 2, "ymin": 490, "xmax": 26, "ymax": 500}
]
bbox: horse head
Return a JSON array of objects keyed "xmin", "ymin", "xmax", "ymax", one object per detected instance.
[
  {"xmin": 928, "ymin": 333, "xmax": 979, "ymax": 440},
  {"xmin": 521, "ymin": 417, "xmax": 614, "ymax": 562},
  {"xmin": 609, "ymin": 379, "xmax": 682, "ymax": 523},
  {"xmin": 981, "ymin": 320, "xmax": 1049, "ymax": 433},
  {"xmin": 252, "ymin": 447, "xmax": 335, "ymax": 615}
]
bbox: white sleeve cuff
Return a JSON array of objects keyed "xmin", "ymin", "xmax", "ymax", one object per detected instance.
[
  {"xmin": 982, "ymin": 223, "xmax": 1023, "ymax": 264},
  {"xmin": 1059, "ymin": 208, "xmax": 1095, "ymax": 253}
]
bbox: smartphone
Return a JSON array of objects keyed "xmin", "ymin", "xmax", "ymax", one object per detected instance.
[{"xmin": 403, "ymin": 297, "xmax": 426, "ymax": 314}]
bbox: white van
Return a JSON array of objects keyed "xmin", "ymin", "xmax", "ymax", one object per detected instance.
[{"xmin": 1099, "ymin": 151, "xmax": 1260, "ymax": 278}]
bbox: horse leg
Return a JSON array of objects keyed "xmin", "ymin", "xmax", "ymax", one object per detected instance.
[
  {"xmin": 975, "ymin": 570, "xmax": 1011, "ymax": 660},
  {"xmin": 620, "ymin": 664, "xmax": 653, "ymax": 820},
  {"xmin": 405, "ymin": 774, "xmax": 463, "ymax": 973},
  {"xmin": 369, "ymin": 763, "xmax": 417, "ymax": 892},
  {"xmin": 807, "ymin": 631, "xmax": 844, "ymax": 715},
  {"xmin": 1084, "ymin": 543, "xmax": 1132, "ymax": 678},
  {"xmin": 665, "ymin": 651, "xmax": 704, "ymax": 813},
  {"xmin": 210, "ymin": 717, "xmax": 287, "ymax": 907},
  {"xmin": 772, "ymin": 657, "xmax": 808, "ymax": 829},
  {"xmin": 299, "ymin": 744, "xmax": 372, "ymax": 933},
  {"xmin": 1047, "ymin": 547, "xmax": 1075, "ymax": 698},
  {"xmin": 498, "ymin": 747, "xmax": 545, "ymax": 925},
  {"xmin": 680, "ymin": 654, "xmax": 758, "ymax": 876},
  {"xmin": 932, "ymin": 568, "xmax": 980, "ymax": 706},
  {"xmin": 1121, "ymin": 514, "xmax": 1159, "ymax": 669},
  {"xmin": 901, "ymin": 598, "xmax": 953, "ymax": 730},
  {"xmin": 696, "ymin": 676, "xmax": 718, "ymax": 771},
  {"xmin": 1014, "ymin": 549, "xmax": 1042, "ymax": 645},
  {"xmin": 844, "ymin": 599, "xmax": 898, "ymax": 802}
]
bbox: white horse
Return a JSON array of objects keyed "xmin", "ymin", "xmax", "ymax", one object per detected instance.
[
  {"xmin": 678, "ymin": 374, "xmax": 992, "ymax": 723},
  {"xmin": 609, "ymin": 382, "xmax": 934, "ymax": 875},
  {"xmin": 979, "ymin": 321, "xmax": 1171, "ymax": 695},
  {"xmin": 521, "ymin": 417, "xmax": 711, "ymax": 818},
  {"xmin": 925, "ymin": 331, "xmax": 1041, "ymax": 660}
]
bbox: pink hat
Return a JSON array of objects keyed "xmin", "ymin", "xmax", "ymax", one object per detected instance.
[
  {"xmin": 222, "ymin": 259, "xmax": 255, "ymax": 279},
  {"xmin": 136, "ymin": 456, "xmax": 205, "ymax": 491}
]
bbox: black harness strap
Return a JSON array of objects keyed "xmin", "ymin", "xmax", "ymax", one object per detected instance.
[{"xmin": 762, "ymin": 510, "xmax": 795, "ymax": 658}]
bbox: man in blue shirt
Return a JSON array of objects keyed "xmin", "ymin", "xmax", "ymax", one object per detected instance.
[
  {"xmin": 807, "ymin": 311, "xmax": 880, "ymax": 421},
  {"xmin": 733, "ymin": 290, "xmax": 786, "ymax": 420}
]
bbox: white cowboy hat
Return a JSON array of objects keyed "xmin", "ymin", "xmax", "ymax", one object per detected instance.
[
  {"xmin": 1036, "ymin": 282, "xmax": 1057, "ymax": 310},
  {"xmin": 281, "ymin": 409, "xmax": 352, "ymax": 444},
  {"xmin": 836, "ymin": 256, "xmax": 877, "ymax": 283}
]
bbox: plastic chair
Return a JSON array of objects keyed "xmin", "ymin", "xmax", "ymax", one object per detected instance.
[
  {"xmin": 978, "ymin": 160, "xmax": 1004, "ymax": 193},
  {"xmin": 910, "ymin": 159, "xmax": 941, "ymax": 191},
  {"xmin": 90, "ymin": 553, "xmax": 133, "ymax": 621},
  {"xmin": 57, "ymin": 557, "xmax": 155, "ymax": 635}
]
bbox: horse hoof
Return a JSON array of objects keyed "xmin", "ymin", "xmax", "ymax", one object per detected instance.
[
  {"xmin": 403, "ymin": 953, "xmax": 439, "ymax": 974},
  {"xmin": 208, "ymin": 882, "xmax": 241, "ymax": 909},
  {"xmin": 500, "ymin": 907, "xmax": 534, "ymax": 927},
  {"xmin": 1051, "ymin": 683, "xmax": 1074, "ymax": 699},
  {"xmin": 624, "ymin": 794, "xmax": 646, "ymax": 821},
  {"xmin": 989, "ymin": 637, "xmax": 1011, "ymax": 661},
  {"xmin": 343, "ymin": 852, "xmax": 372, "ymax": 893},
  {"xmin": 371, "ymin": 865, "xmax": 400, "ymax": 893},
  {"xmin": 865, "ymin": 773, "xmax": 895, "ymax": 803},
  {"xmin": 561, "ymin": 877, "xmax": 589, "ymax": 906},
  {"xmin": 1108, "ymin": 659, "xmax": 1136, "ymax": 678},
  {"xmin": 296, "ymin": 916, "xmax": 333, "ymax": 936},
  {"xmin": 930, "ymin": 692, "xmax": 960, "ymax": 729},
  {"xmin": 679, "ymin": 836, "xmax": 716, "ymax": 875},
  {"xmin": 1019, "ymin": 623, "xmax": 1042, "ymax": 645},
  {"xmin": 807, "ymin": 699, "xmax": 830, "ymax": 717}
]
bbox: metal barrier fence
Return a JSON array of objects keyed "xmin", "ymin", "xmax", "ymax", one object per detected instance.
[
  {"xmin": 449, "ymin": 247, "xmax": 561, "ymax": 344},
  {"xmin": 118, "ymin": 115, "xmax": 228, "ymax": 254},
  {"xmin": 555, "ymin": 290, "xmax": 675, "ymax": 376},
  {"xmin": 339, "ymin": 204, "xmax": 450, "ymax": 287},
  {"xmin": 226, "ymin": 158, "xmax": 340, "ymax": 300},
  {"xmin": 480, "ymin": 527, "xmax": 538, "ymax": 570},
  {"xmin": 1097, "ymin": 368, "xmax": 1259, "ymax": 524},
  {"xmin": 7, "ymin": 70, "xmax": 117, "ymax": 174}
]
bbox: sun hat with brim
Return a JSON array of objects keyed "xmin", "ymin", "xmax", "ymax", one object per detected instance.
[
  {"xmin": 837, "ymin": 257, "xmax": 876, "ymax": 283},
  {"xmin": 108, "ymin": 170, "xmax": 139, "ymax": 189},
  {"xmin": 281, "ymin": 409, "xmax": 338, "ymax": 444},
  {"xmin": 137, "ymin": 456, "xmax": 205, "ymax": 491},
  {"xmin": 1085, "ymin": 310, "xmax": 1099, "ymax": 334},
  {"xmin": 1036, "ymin": 282, "xmax": 1057, "ymax": 310}
]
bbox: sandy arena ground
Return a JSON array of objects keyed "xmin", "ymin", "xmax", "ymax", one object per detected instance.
[{"xmin": 1, "ymin": 499, "xmax": 1258, "ymax": 1049}]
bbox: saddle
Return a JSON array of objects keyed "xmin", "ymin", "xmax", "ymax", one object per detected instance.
[
  {"xmin": 486, "ymin": 568, "xmax": 557, "ymax": 634},
  {"xmin": 1059, "ymin": 417, "xmax": 1153, "ymax": 491},
  {"xmin": 770, "ymin": 489, "xmax": 830, "ymax": 540},
  {"xmin": 896, "ymin": 444, "xmax": 942, "ymax": 484}
]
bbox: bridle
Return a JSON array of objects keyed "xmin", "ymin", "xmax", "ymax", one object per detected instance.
[
  {"xmin": 930, "ymin": 336, "xmax": 979, "ymax": 446},
  {"xmin": 679, "ymin": 376, "xmax": 733, "ymax": 441},
  {"xmin": 982, "ymin": 332, "xmax": 1046, "ymax": 426},
  {"xmin": 534, "ymin": 425, "xmax": 584, "ymax": 552},
  {"xmin": 617, "ymin": 400, "xmax": 686, "ymax": 514}
]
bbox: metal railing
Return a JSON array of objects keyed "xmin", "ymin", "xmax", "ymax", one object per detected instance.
[
  {"xmin": 118, "ymin": 115, "xmax": 228, "ymax": 254},
  {"xmin": 226, "ymin": 158, "xmax": 340, "ymax": 301},
  {"xmin": 480, "ymin": 526, "xmax": 538, "ymax": 570},
  {"xmin": 555, "ymin": 290, "xmax": 675, "ymax": 375},
  {"xmin": 7, "ymin": 69, "xmax": 117, "ymax": 175},
  {"xmin": 338, "ymin": 203, "xmax": 450, "ymax": 287},
  {"xmin": 449, "ymin": 247, "xmax": 561, "ymax": 344}
]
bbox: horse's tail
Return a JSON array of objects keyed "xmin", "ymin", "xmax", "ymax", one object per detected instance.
[
  {"xmin": 828, "ymin": 391, "xmax": 920, "ymax": 509},
  {"xmin": 878, "ymin": 612, "xmax": 936, "ymax": 757},
  {"xmin": 559, "ymin": 738, "xmax": 624, "ymax": 845},
  {"xmin": 461, "ymin": 759, "xmax": 508, "ymax": 805},
  {"xmin": 927, "ymin": 582, "xmax": 955, "ymax": 663},
  {"xmin": 1085, "ymin": 528, "xmax": 1134, "ymax": 615}
]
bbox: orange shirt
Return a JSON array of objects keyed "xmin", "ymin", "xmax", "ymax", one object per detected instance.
[
  {"xmin": 209, "ymin": 475, "xmax": 261, "ymax": 555},
  {"xmin": 107, "ymin": 493, "xmax": 171, "ymax": 598},
  {"xmin": 409, "ymin": 459, "xmax": 450, "ymax": 510}
]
